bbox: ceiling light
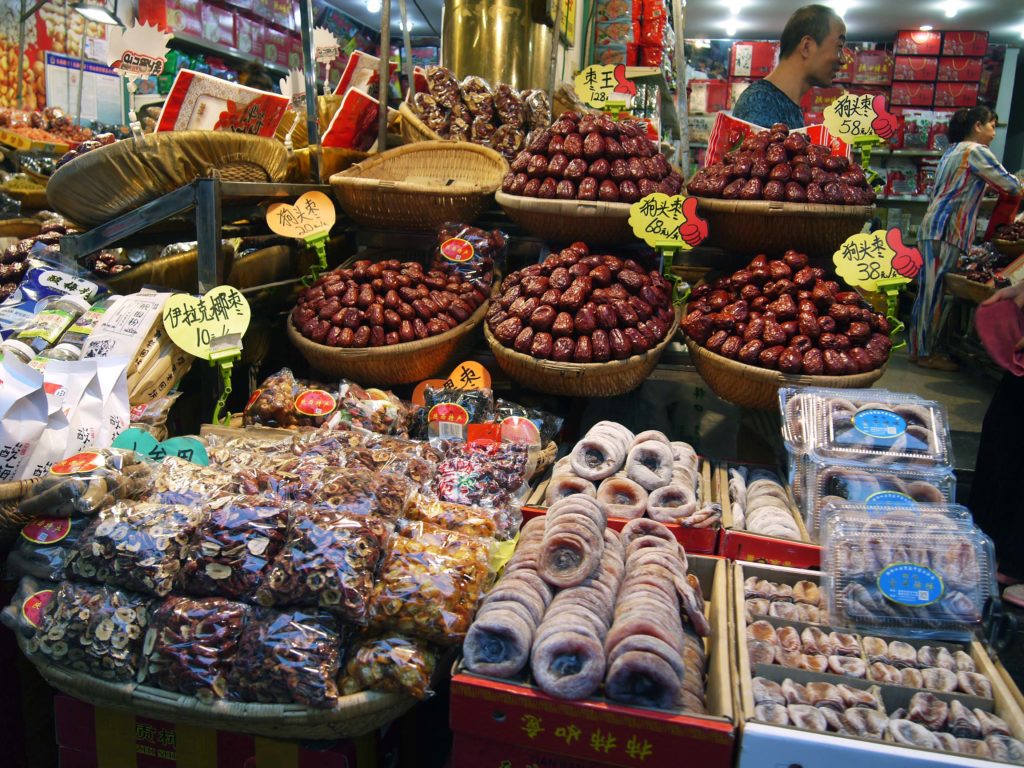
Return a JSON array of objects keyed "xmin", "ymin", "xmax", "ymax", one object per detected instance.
[
  {"xmin": 920, "ymin": 25, "xmax": 933, "ymax": 31},
  {"xmin": 72, "ymin": 1, "xmax": 122, "ymax": 26},
  {"xmin": 831, "ymin": 1, "xmax": 850, "ymax": 18},
  {"xmin": 396, "ymin": 18, "xmax": 414, "ymax": 31},
  {"xmin": 366, "ymin": 0, "xmax": 382, "ymax": 12},
  {"xmin": 944, "ymin": 1, "xmax": 960, "ymax": 18},
  {"xmin": 724, "ymin": 20, "xmax": 739, "ymax": 37}
]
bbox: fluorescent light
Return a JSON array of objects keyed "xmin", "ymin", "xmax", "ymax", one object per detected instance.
[
  {"xmin": 944, "ymin": 1, "xmax": 960, "ymax": 17},
  {"xmin": 920, "ymin": 24, "xmax": 933, "ymax": 31},
  {"xmin": 397, "ymin": 18, "xmax": 414, "ymax": 30},
  {"xmin": 72, "ymin": 2, "xmax": 122, "ymax": 25},
  {"xmin": 725, "ymin": 20, "xmax": 739, "ymax": 37},
  {"xmin": 366, "ymin": 0, "xmax": 382, "ymax": 12},
  {"xmin": 832, "ymin": 1, "xmax": 851, "ymax": 18}
]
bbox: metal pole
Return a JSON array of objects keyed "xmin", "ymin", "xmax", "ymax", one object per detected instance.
[
  {"xmin": 377, "ymin": 0, "xmax": 392, "ymax": 151},
  {"xmin": 548, "ymin": 0, "xmax": 563, "ymax": 102},
  {"xmin": 398, "ymin": 0, "xmax": 414, "ymax": 100},
  {"xmin": 16, "ymin": 0, "xmax": 26, "ymax": 109},
  {"xmin": 75, "ymin": 24, "xmax": 86, "ymax": 125},
  {"xmin": 299, "ymin": 0, "xmax": 321, "ymax": 183},
  {"xmin": 672, "ymin": 0, "xmax": 688, "ymax": 175},
  {"xmin": 195, "ymin": 178, "xmax": 223, "ymax": 293}
]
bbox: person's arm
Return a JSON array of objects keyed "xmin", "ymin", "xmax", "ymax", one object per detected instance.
[
  {"xmin": 968, "ymin": 145, "xmax": 1024, "ymax": 196},
  {"xmin": 982, "ymin": 281, "xmax": 1024, "ymax": 349}
]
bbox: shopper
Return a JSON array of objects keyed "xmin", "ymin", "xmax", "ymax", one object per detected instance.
[
  {"xmin": 972, "ymin": 281, "xmax": 1024, "ymax": 602},
  {"xmin": 239, "ymin": 62, "xmax": 276, "ymax": 92},
  {"xmin": 731, "ymin": 4, "xmax": 845, "ymax": 129},
  {"xmin": 909, "ymin": 107, "xmax": 1022, "ymax": 370}
]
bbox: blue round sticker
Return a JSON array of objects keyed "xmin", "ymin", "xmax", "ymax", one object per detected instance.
[
  {"xmin": 877, "ymin": 563, "xmax": 944, "ymax": 607},
  {"xmin": 865, "ymin": 491, "xmax": 917, "ymax": 512},
  {"xmin": 852, "ymin": 409, "xmax": 907, "ymax": 440}
]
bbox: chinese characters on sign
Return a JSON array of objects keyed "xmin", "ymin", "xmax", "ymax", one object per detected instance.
[
  {"xmin": 161, "ymin": 286, "xmax": 252, "ymax": 360},
  {"xmin": 628, "ymin": 194, "xmax": 708, "ymax": 250},
  {"xmin": 516, "ymin": 715, "xmax": 655, "ymax": 763},
  {"xmin": 832, "ymin": 229, "xmax": 923, "ymax": 292},
  {"xmin": 824, "ymin": 93, "xmax": 899, "ymax": 142},
  {"xmin": 267, "ymin": 191, "xmax": 337, "ymax": 240},
  {"xmin": 573, "ymin": 65, "xmax": 637, "ymax": 108}
]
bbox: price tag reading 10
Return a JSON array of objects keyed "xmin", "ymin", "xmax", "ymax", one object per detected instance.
[
  {"xmin": 832, "ymin": 228, "xmax": 924, "ymax": 292},
  {"xmin": 162, "ymin": 285, "xmax": 252, "ymax": 360}
]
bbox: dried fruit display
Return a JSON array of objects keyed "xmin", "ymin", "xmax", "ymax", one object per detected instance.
[
  {"xmin": 995, "ymin": 221, "xmax": 1024, "ymax": 244},
  {"xmin": 339, "ymin": 633, "xmax": 438, "ymax": 700},
  {"xmin": 688, "ymin": 123, "xmax": 876, "ymax": 206},
  {"xmin": 682, "ymin": 251, "xmax": 893, "ymax": 375}
]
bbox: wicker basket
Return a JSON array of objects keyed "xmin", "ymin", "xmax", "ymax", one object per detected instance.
[
  {"xmin": 495, "ymin": 190, "xmax": 636, "ymax": 246},
  {"xmin": 21, "ymin": 639, "xmax": 414, "ymax": 740},
  {"xmin": 0, "ymin": 218, "xmax": 42, "ymax": 239},
  {"xmin": 398, "ymin": 101, "xmax": 440, "ymax": 144},
  {"xmin": 685, "ymin": 338, "xmax": 887, "ymax": 410},
  {"xmin": 0, "ymin": 479, "xmax": 40, "ymax": 548},
  {"xmin": 485, "ymin": 308, "xmax": 681, "ymax": 397},
  {"xmin": 288, "ymin": 298, "xmax": 489, "ymax": 385},
  {"xmin": 690, "ymin": 197, "xmax": 874, "ymax": 257},
  {"xmin": 993, "ymin": 239, "xmax": 1024, "ymax": 258},
  {"xmin": 46, "ymin": 132, "xmax": 289, "ymax": 227},
  {"xmin": 945, "ymin": 272, "xmax": 995, "ymax": 304},
  {"xmin": 329, "ymin": 142, "xmax": 508, "ymax": 232},
  {"xmin": 287, "ymin": 146, "xmax": 371, "ymax": 183}
]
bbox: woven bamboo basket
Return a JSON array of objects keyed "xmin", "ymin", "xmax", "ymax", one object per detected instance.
[
  {"xmin": 288, "ymin": 298, "xmax": 489, "ymax": 385},
  {"xmin": 690, "ymin": 196, "xmax": 874, "ymax": 257},
  {"xmin": 329, "ymin": 142, "xmax": 508, "ymax": 232},
  {"xmin": 4, "ymin": 187, "xmax": 49, "ymax": 209},
  {"xmin": 945, "ymin": 272, "xmax": 995, "ymax": 304},
  {"xmin": 398, "ymin": 101, "xmax": 440, "ymax": 144},
  {"xmin": 685, "ymin": 338, "xmax": 886, "ymax": 410},
  {"xmin": 494, "ymin": 190, "xmax": 636, "ymax": 246},
  {"xmin": 20, "ymin": 638, "xmax": 414, "ymax": 740},
  {"xmin": 46, "ymin": 132, "xmax": 289, "ymax": 227},
  {"xmin": 0, "ymin": 218, "xmax": 42, "ymax": 239},
  {"xmin": 0, "ymin": 479, "xmax": 41, "ymax": 548},
  {"xmin": 484, "ymin": 308, "xmax": 681, "ymax": 397},
  {"xmin": 993, "ymin": 239, "xmax": 1024, "ymax": 258}
]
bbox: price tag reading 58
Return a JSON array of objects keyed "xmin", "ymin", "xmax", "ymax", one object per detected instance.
[
  {"xmin": 833, "ymin": 228, "xmax": 923, "ymax": 292},
  {"xmin": 824, "ymin": 93, "xmax": 899, "ymax": 142}
]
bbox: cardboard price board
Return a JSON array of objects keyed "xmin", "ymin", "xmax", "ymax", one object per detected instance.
[
  {"xmin": 629, "ymin": 194, "xmax": 708, "ymax": 250},
  {"xmin": 823, "ymin": 93, "xmax": 899, "ymax": 142},
  {"xmin": 161, "ymin": 286, "xmax": 251, "ymax": 360},
  {"xmin": 833, "ymin": 229, "xmax": 923, "ymax": 293},
  {"xmin": 574, "ymin": 64, "xmax": 637, "ymax": 108},
  {"xmin": 266, "ymin": 191, "xmax": 336, "ymax": 240},
  {"xmin": 106, "ymin": 22, "xmax": 170, "ymax": 82}
]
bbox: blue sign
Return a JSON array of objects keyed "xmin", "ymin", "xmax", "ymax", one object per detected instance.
[
  {"xmin": 852, "ymin": 408, "xmax": 907, "ymax": 440},
  {"xmin": 865, "ymin": 491, "xmax": 917, "ymax": 512},
  {"xmin": 878, "ymin": 562, "xmax": 944, "ymax": 607}
]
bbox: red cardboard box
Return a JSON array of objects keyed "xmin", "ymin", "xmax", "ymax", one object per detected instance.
[
  {"xmin": 832, "ymin": 47, "xmax": 854, "ymax": 83},
  {"xmin": 894, "ymin": 29, "xmax": 942, "ymax": 56},
  {"xmin": 138, "ymin": 0, "xmax": 202, "ymax": 37},
  {"xmin": 937, "ymin": 56, "xmax": 983, "ymax": 82},
  {"xmin": 934, "ymin": 81, "xmax": 979, "ymax": 107},
  {"xmin": 285, "ymin": 34, "xmax": 303, "ymax": 71},
  {"xmin": 942, "ymin": 30, "xmax": 988, "ymax": 56},
  {"xmin": 252, "ymin": 0, "xmax": 273, "ymax": 20},
  {"xmin": 891, "ymin": 81, "xmax": 935, "ymax": 107},
  {"xmin": 852, "ymin": 50, "xmax": 893, "ymax": 85},
  {"xmin": 730, "ymin": 41, "xmax": 777, "ymax": 79},
  {"xmin": 200, "ymin": 4, "xmax": 234, "ymax": 48},
  {"xmin": 233, "ymin": 15, "xmax": 263, "ymax": 56},
  {"xmin": 272, "ymin": 0, "xmax": 296, "ymax": 30},
  {"xmin": 800, "ymin": 86, "xmax": 844, "ymax": 115},
  {"xmin": 263, "ymin": 27, "xmax": 289, "ymax": 68},
  {"xmin": 893, "ymin": 55, "xmax": 937, "ymax": 82},
  {"xmin": 688, "ymin": 79, "xmax": 729, "ymax": 114}
]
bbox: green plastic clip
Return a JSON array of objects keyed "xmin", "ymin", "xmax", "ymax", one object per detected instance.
[
  {"xmin": 875, "ymin": 276, "xmax": 908, "ymax": 350},
  {"xmin": 852, "ymin": 135, "xmax": 886, "ymax": 190},
  {"xmin": 302, "ymin": 233, "xmax": 331, "ymax": 286},
  {"xmin": 209, "ymin": 334, "xmax": 243, "ymax": 426},
  {"xmin": 605, "ymin": 99, "xmax": 628, "ymax": 118},
  {"xmin": 658, "ymin": 246, "xmax": 690, "ymax": 306}
]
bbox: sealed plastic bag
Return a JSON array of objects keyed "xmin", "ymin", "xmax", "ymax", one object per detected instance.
[
  {"xmin": 0, "ymin": 354, "xmax": 47, "ymax": 481},
  {"xmin": 1, "ymin": 574, "xmax": 57, "ymax": 639},
  {"xmin": 152, "ymin": 455, "xmax": 238, "ymax": 506},
  {"xmin": 405, "ymin": 494, "xmax": 520, "ymax": 541},
  {"xmin": 429, "ymin": 223, "xmax": 505, "ymax": 293},
  {"xmin": 340, "ymin": 633, "xmax": 438, "ymax": 699},
  {"xmin": 8, "ymin": 516, "xmax": 90, "ymax": 581},
  {"xmin": 433, "ymin": 441, "xmax": 530, "ymax": 509},
  {"xmin": 17, "ymin": 448, "xmax": 153, "ymax": 518}
]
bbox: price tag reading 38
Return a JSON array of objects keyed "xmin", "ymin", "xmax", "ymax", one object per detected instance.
[
  {"xmin": 628, "ymin": 194, "xmax": 708, "ymax": 250},
  {"xmin": 833, "ymin": 228, "xmax": 923, "ymax": 292},
  {"xmin": 574, "ymin": 64, "xmax": 636, "ymax": 108}
]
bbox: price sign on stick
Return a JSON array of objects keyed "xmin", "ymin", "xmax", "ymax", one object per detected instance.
[
  {"xmin": 267, "ymin": 191, "xmax": 336, "ymax": 284},
  {"xmin": 629, "ymin": 193, "xmax": 705, "ymax": 305},
  {"xmin": 162, "ymin": 286, "xmax": 251, "ymax": 360},
  {"xmin": 574, "ymin": 64, "xmax": 636, "ymax": 108},
  {"xmin": 105, "ymin": 22, "xmax": 171, "ymax": 139},
  {"xmin": 824, "ymin": 93, "xmax": 899, "ymax": 143}
]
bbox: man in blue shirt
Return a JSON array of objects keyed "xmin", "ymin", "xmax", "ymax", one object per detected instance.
[{"xmin": 732, "ymin": 4, "xmax": 846, "ymax": 129}]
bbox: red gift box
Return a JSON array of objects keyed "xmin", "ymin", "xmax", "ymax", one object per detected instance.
[
  {"xmin": 893, "ymin": 55, "xmax": 937, "ymax": 82},
  {"xmin": 688, "ymin": 79, "xmax": 729, "ymax": 114},
  {"xmin": 852, "ymin": 50, "xmax": 893, "ymax": 85},
  {"xmin": 640, "ymin": 45, "xmax": 663, "ymax": 67},
  {"xmin": 934, "ymin": 81, "xmax": 979, "ymax": 107},
  {"xmin": 895, "ymin": 29, "xmax": 942, "ymax": 55},
  {"xmin": 200, "ymin": 4, "xmax": 234, "ymax": 48},
  {"xmin": 730, "ymin": 41, "xmax": 777, "ymax": 79},
  {"xmin": 938, "ymin": 56, "xmax": 983, "ymax": 82},
  {"xmin": 263, "ymin": 27, "xmax": 289, "ymax": 68},
  {"xmin": 942, "ymin": 30, "xmax": 988, "ymax": 56},
  {"xmin": 642, "ymin": 0, "xmax": 666, "ymax": 19},
  {"xmin": 138, "ymin": 0, "xmax": 202, "ymax": 37},
  {"xmin": 891, "ymin": 81, "xmax": 935, "ymax": 107},
  {"xmin": 272, "ymin": 0, "xmax": 295, "ymax": 30},
  {"xmin": 639, "ymin": 17, "xmax": 665, "ymax": 46},
  {"xmin": 233, "ymin": 15, "xmax": 263, "ymax": 56},
  {"xmin": 284, "ymin": 34, "xmax": 303, "ymax": 71},
  {"xmin": 800, "ymin": 85, "xmax": 844, "ymax": 114},
  {"xmin": 833, "ymin": 47, "xmax": 855, "ymax": 83}
]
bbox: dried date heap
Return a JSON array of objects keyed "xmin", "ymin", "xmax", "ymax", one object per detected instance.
[
  {"xmin": 682, "ymin": 251, "xmax": 893, "ymax": 375},
  {"xmin": 687, "ymin": 123, "xmax": 876, "ymax": 206},
  {"xmin": 291, "ymin": 259, "xmax": 490, "ymax": 348},
  {"xmin": 488, "ymin": 241, "xmax": 676, "ymax": 362},
  {"xmin": 501, "ymin": 111, "xmax": 684, "ymax": 203}
]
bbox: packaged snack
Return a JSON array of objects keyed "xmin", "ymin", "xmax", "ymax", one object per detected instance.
[
  {"xmin": 489, "ymin": 124, "xmax": 524, "ymax": 161},
  {"xmin": 179, "ymin": 496, "xmax": 292, "ymax": 601},
  {"xmin": 335, "ymin": 381, "xmax": 411, "ymax": 436},
  {"xmin": 228, "ymin": 607, "xmax": 343, "ymax": 708},
  {"xmin": 143, "ymin": 596, "xmax": 249, "ymax": 701},
  {"xmin": 255, "ymin": 464, "xmax": 414, "ymax": 519},
  {"xmin": 7, "ymin": 516, "xmax": 90, "ymax": 581},
  {"xmin": 17, "ymin": 448, "xmax": 153, "ymax": 518},
  {"xmin": 243, "ymin": 368, "xmax": 340, "ymax": 430},
  {"xmin": 433, "ymin": 441, "xmax": 530, "ymax": 509},
  {"xmin": 0, "ymin": 264, "xmax": 102, "ymax": 339},
  {"xmin": 1, "ymin": 575, "xmax": 57, "ymax": 639},
  {"xmin": 494, "ymin": 399, "xmax": 563, "ymax": 444},
  {"xmin": 493, "ymin": 84, "xmax": 524, "ymax": 127},
  {"xmin": 424, "ymin": 386, "xmax": 495, "ymax": 445},
  {"xmin": 404, "ymin": 494, "xmax": 520, "ymax": 540},
  {"xmin": 459, "ymin": 75, "xmax": 494, "ymax": 118},
  {"xmin": 339, "ymin": 633, "xmax": 438, "ymax": 699},
  {"xmin": 816, "ymin": 500, "xmax": 974, "ymax": 545},
  {"xmin": 71, "ymin": 501, "xmax": 208, "ymax": 597},
  {"xmin": 425, "ymin": 66, "xmax": 460, "ymax": 109},
  {"xmin": 151, "ymin": 455, "xmax": 238, "ymax": 506},
  {"xmin": 522, "ymin": 89, "xmax": 552, "ymax": 131},
  {"xmin": 33, "ymin": 581, "xmax": 152, "ymax": 681},
  {"xmin": 128, "ymin": 392, "xmax": 181, "ymax": 442},
  {"xmin": 429, "ymin": 223, "xmax": 504, "ymax": 293},
  {"xmin": 370, "ymin": 522, "xmax": 492, "ymax": 645},
  {"xmin": 0, "ymin": 354, "xmax": 48, "ymax": 481},
  {"xmin": 411, "ymin": 92, "xmax": 449, "ymax": 133},
  {"xmin": 257, "ymin": 507, "xmax": 388, "ymax": 623}
]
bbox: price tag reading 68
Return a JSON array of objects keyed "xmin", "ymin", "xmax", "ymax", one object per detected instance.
[
  {"xmin": 628, "ymin": 194, "xmax": 708, "ymax": 250},
  {"xmin": 833, "ymin": 228, "xmax": 923, "ymax": 292}
]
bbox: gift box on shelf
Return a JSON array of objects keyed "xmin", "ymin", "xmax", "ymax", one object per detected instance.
[
  {"xmin": 688, "ymin": 114, "xmax": 717, "ymax": 144},
  {"xmin": 891, "ymin": 81, "xmax": 935, "ymax": 107},
  {"xmin": 894, "ymin": 29, "xmax": 942, "ymax": 56},
  {"xmin": 934, "ymin": 82, "xmax": 979, "ymax": 107},
  {"xmin": 138, "ymin": 0, "xmax": 202, "ymax": 37},
  {"xmin": 800, "ymin": 86, "xmax": 845, "ymax": 117},
  {"xmin": 729, "ymin": 78, "xmax": 754, "ymax": 109},
  {"xmin": 833, "ymin": 48, "xmax": 855, "ymax": 84},
  {"xmin": 937, "ymin": 56, "xmax": 983, "ymax": 82},
  {"xmin": 689, "ymin": 80, "xmax": 730, "ymax": 114},
  {"xmin": 893, "ymin": 56, "xmax": 937, "ymax": 82},
  {"xmin": 199, "ymin": 4, "xmax": 234, "ymax": 49},
  {"xmin": 942, "ymin": 30, "xmax": 988, "ymax": 56},
  {"xmin": 852, "ymin": 50, "xmax": 893, "ymax": 86},
  {"xmin": 730, "ymin": 41, "xmax": 778, "ymax": 79},
  {"xmin": 233, "ymin": 15, "xmax": 263, "ymax": 56}
]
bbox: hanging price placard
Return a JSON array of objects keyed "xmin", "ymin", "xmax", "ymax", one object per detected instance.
[
  {"xmin": 574, "ymin": 64, "xmax": 636, "ymax": 107},
  {"xmin": 161, "ymin": 286, "xmax": 251, "ymax": 360},
  {"xmin": 824, "ymin": 93, "xmax": 899, "ymax": 142},
  {"xmin": 629, "ymin": 194, "xmax": 708, "ymax": 250},
  {"xmin": 106, "ymin": 22, "xmax": 170, "ymax": 81},
  {"xmin": 113, "ymin": 428, "xmax": 209, "ymax": 466},
  {"xmin": 267, "ymin": 191, "xmax": 336, "ymax": 240},
  {"xmin": 833, "ymin": 228, "xmax": 923, "ymax": 292}
]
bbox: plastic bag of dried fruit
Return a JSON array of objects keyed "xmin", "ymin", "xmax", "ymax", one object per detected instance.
[
  {"xmin": 404, "ymin": 494, "xmax": 519, "ymax": 541},
  {"xmin": 429, "ymin": 222, "xmax": 506, "ymax": 293},
  {"xmin": 335, "ymin": 380, "xmax": 413, "ymax": 436},
  {"xmin": 178, "ymin": 496, "xmax": 293, "ymax": 601},
  {"xmin": 369, "ymin": 521, "xmax": 493, "ymax": 645},
  {"xmin": 151, "ymin": 456, "xmax": 239, "ymax": 507},
  {"xmin": 339, "ymin": 632, "xmax": 439, "ymax": 700},
  {"xmin": 70, "ymin": 501, "xmax": 208, "ymax": 597},
  {"xmin": 32, "ymin": 580, "xmax": 153, "ymax": 682},
  {"xmin": 142, "ymin": 595, "xmax": 250, "ymax": 701},
  {"xmin": 256, "ymin": 465, "xmax": 414, "ymax": 520},
  {"xmin": 256, "ymin": 506, "xmax": 389, "ymax": 624},
  {"xmin": 1, "ymin": 574, "xmax": 57, "ymax": 640},
  {"xmin": 7, "ymin": 516, "xmax": 91, "ymax": 581},
  {"xmin": 432, "ymin": 440, "xmax": 530, "ymax": 509},
  {"xmin": 228, "ymin": 606, "xmax": 343, "ymax": 708},
  {"xmin": 243, "ymin": 368, "xmax": 342, "ymax": 430}
]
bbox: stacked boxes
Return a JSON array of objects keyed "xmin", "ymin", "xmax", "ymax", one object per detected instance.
[{"xmin": 891, "ymin": 29, "xmax": 985, "ymax": 110}]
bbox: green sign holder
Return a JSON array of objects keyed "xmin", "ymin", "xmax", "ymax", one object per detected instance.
[{"xmin": 875, "ymin": 275, "xmax": 908, "ymax": 350}]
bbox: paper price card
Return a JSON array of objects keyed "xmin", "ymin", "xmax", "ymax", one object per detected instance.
[
  {"xmin": 629, "ymin": 194, "xmax": 708, "ymax": 250},
  {"xmin": 106, "ymin": 22, "xmax": 170, "ymax": 82},
  {"xmin": 113, "ymin": 428, "xmax": 209, "ymax": 466},
  {"xmin": 824, "ymin": 92, "xmax": 899, "ymax": 142},
  {"xmin": 161, "ymin": 286, "xmax": 251, "ymax": 360},
  {"xmin": 313, "ymin": 27, "xmax": 341, "ymax": 63},
  {"xmin": 833, "ymin": 228, "xmax": 923, "ymax": 292},
  {"xmin": 574, "ymin": 64, "xmax": 636, "ymax": 108},
  {"xmin": 266, "ymin": 191, "xmax": 336, "ymax": 241}
]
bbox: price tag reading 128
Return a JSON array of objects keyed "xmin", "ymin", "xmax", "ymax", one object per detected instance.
[
  {"xmin": 628, "ymin": 194, "xmax": 708, "ymax": 250},
  {"xmin": 574, "ymin": 64, "xmax": 636, "ymax": 108},
  {"xmin": 833, "ymin": 228, "xmax": 923, "ymax": 292}
]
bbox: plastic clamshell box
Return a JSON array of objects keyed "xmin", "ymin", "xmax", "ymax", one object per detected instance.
[
  {"xmin": 450, "ymin": 555, "xmax": 736, "ymax": 768},
  {"xmin": 821, "ymin": 511, "xmax": 995, "ymax": 640},
  {"xmin": 778, "ymin": 386, "xmax": 895, "ymax": 457},
  {"xmin": 814, "ymin": 499, "xmax": 972, "ymax": 549},
  {"xmin": 804, "ymin": 391, "xmax": 953, "ymax": 470},
  {"xmin": 805, "ymin": 462, "xmax": 958, "ymax": 541},
  {"xmin": 731, "ymin": 561, "xmax": 1024, "ymax": 768}
]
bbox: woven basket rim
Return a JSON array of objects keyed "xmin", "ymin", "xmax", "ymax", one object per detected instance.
[
  {"xmin": 944, "ymin": 272, "xmax": 994, "ymax": 303},
  {"xmin": 494, "ymin": 189, "xmax": 634, "ymax": 218},
  {"xmin": 690, "ymin": 195, "xmax": 875, "ymax": 219},
  {"xmin": 0, "ymin": 478, "xmax": 39, "ymax": 502},
  {"xmin": 398, "ymin": 101, "xmax": 441, "ymax": 142},
  {"xmin": 288, "ymin": 297, "xmax": 489, "ymax": 360},
  {"xmin": 331, "ymin": 141, "xmax": 507, "ymax": 195}
]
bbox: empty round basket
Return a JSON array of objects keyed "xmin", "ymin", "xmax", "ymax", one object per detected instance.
[{"xmin": 495, "ymin": 190, "xmax": 636, "ymax": 246}]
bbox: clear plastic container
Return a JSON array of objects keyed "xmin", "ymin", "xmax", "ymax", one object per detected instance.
[
  {"xmin": 805, "ymin": 391, "xmax": 953, "ymax": 469},
  {"xmin": 13, "ymin": 293, "xmax": 91, "ymax": 354},
  {"xmin": 0, "ymin": 338, "xmax": 34, "ymax": 365},
  {"xmin": 28, "ymin": 342, "xmax": 81, "ymax": 372},
  {"xmin": 822, "ymin": 509, "xmax": 995, "ymax": 638},
  {"xmin": 60, "ymin": 295, "xmax": 120, "ymax": 350},
  {"xmin": 805, "ymin": 460, "xmax": 957, "ymax": 539},
  {"xmin": 815, "ymin": 499, "xmax": 974, "ymax": 546},
  {"xmin": 778, "ymin": 386, "xmax": 893, "ymax": 456}
]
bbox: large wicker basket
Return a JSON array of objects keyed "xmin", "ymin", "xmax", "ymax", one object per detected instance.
[
  {"xmin": 691, "ymin": 197, "xmax": 874, "ymax": 257},
  {"xmin": 398, "ymin": 101, "xmax": 440, "ymax": 144},
  {"xmin": 46, "ymin": 132, "xmax": 289, "ymax": 227},
  {"xmin": 685, "ymin": 338, "xmax": 887, "ymax": 410},
  {"xmin": 288, "ymin": 298, "xmax": 489, "ymax": 385},
  {"xmin": 20, "ymin": 638, "xmax": 414, "ymax": 740},
  {"xmin": 993, "ymin": 239, "xmax": 1024, "ymax": 258},
  {"xmin": 945, "ymin": 272, "xmax": 995, "ymax": 304},
  {"xmin": 329, "ymin": 142, "xmax": 508, "ymax": 232},
  {"xmin": 0, "ymin": 479, "xmax": 39, "ymax": 548},
  {"xmin": 484, "ymin": 308, "xmax": 681, "ymax": 397},
  {"xmin": 495, "ymin": 190, "xmax": 636, "ymax": 245}
]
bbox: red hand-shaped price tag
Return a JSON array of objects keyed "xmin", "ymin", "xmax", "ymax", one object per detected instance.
[
  {"xmin": 870, "ymin": 94, "xmax": 899, "ymax": 140},
  {"xmin": 824, "ymin": 92, "xmax": 895, "ymax": 143},
  {"xmin": 629, "ymin": 193, "xmax": 708, "ymax": 250},
  {"xmin": 886, "ymin": 228, "xmax": 924, "ymax": 278},
  {"xmin": 833, "ymin": 228, "xmax": 921, "ymax": 291}
]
